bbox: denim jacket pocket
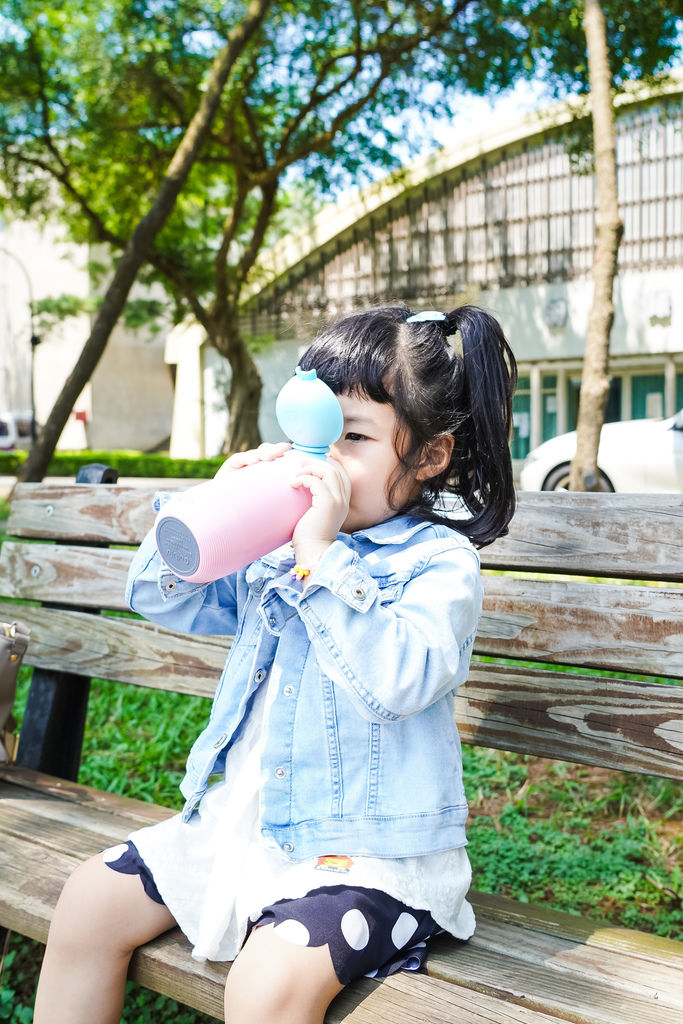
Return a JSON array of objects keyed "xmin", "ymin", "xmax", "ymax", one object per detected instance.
[{"xmin": 371, "ymin": 571, "xmax": 410, "ymax": 605}]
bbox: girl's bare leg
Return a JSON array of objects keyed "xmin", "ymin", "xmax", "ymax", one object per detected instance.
[
  {"xmin": 224, "ymin": 923, "xmax": 344, "ymax": 1024},
  {"xmin": 34, "ymin": 853, "xmax": 176, "ymax": 1024}
]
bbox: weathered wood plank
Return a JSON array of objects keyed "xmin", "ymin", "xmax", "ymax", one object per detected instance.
[
  {"xmin": 7, "ymin": 483, "xmax": 164, "ymax": 544},
  {"xmin": 3, "ymin": 537, "xmax": 682, "ymax": 680},
  {"xmin": 468, "ymin": 891, "xmax": 683, "ymax": 968},
  {"xmin": 0, "ymin": 778, "xmax": 171, "ymax": 849},
  {"xmin": 0, "ymin": 800, "xmax": 677, "ymax": 1024},
  {"xmin": 0, "ymin": 603, "xmax": 228, "ymax": 696},
  {"xmin": 426, "ymin": 933, "xmax": 680, "ymax": 1024},
  {"xmin": 0, "ymin": 764, "xmax": 174, "ymax": 823},
  {"xmin": 477, "ymin": 577, "xmax": 683, "ymax": 678},
  {"xmin": 328, "ymin": 972, "xmax": 578, "ymax": 1024},
  {"xmin": 132, "ymin": 931, "xmax": 591, "ymax": 1023},
  {"xmin": 481, "ymin": 492, "xmax": 683, "ymax": 581},
  {"xmin": 457, "ymin": 664, "xmax": 683, "ymax": 779},
  {"xmin": 8, "ymin": 485, "xmax": 683, "ymax": 581},
  {"xmin": 454, "ymin": 916, "xmax": 683, "ymax": 1010},
  {"xmin": 2, "ymin": 600, "xmax": 681, "ymax": 771},
  {"xmin": 0, "ymin": 540, "xmax": 134, "ymax": 609}
]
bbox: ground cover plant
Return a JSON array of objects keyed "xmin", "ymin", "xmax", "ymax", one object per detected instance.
[{"xmin": 2, "ymin": 665, "xmax": 681, "ymax": 1022}]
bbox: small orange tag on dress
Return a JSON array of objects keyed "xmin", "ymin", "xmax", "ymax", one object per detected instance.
[{"xmin": 316, "ymin": 855, "xmax": 353, "ymax": 873}]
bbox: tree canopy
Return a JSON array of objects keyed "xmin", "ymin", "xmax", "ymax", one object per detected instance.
[{"xmin": 1, "ymin": 0, "xmax": 681, "ymax": 459}]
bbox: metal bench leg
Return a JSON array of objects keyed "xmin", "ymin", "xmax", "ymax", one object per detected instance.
[{"xmin": 16, "ymin": 668, "xmax": 91, "ymax": 781}]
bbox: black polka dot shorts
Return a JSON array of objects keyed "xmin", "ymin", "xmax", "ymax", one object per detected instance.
[
  {"xmin": 104, "ymin": 841, "xmax": 442, "ymax": 985},
  {"xmin": 247, "ymin": 885, "xmax": 442, "ymax": 985}
]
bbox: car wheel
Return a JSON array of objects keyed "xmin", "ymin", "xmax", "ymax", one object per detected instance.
[{"xmin": 542, "ymin": 463, "xmax": 614, "ymax": 491}]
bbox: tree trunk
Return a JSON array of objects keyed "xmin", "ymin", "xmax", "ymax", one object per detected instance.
[
  {"xmin": 212, "ymin": 320, "xmax": 264, "ymax": 453},
  {"xmin": 17, "ymin": 0, "xmax": 272, "ymax": 483},
  {"xmin": 569, "ymin": 0, "xmax": 624, "ymax": 492}
]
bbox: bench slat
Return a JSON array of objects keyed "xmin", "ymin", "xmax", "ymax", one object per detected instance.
[
  {"xmin": 0, "ymin": 834, "xmax": 572, "ymax": 1024},
  {"xmin": 469, "ymin": 890, "xmax": 683, "ymax": 968},
  {"xmin": 483, "ymin": 492, "xmax": 683, "ymax": 581},
  {"xmin": 6, "ymin": 483, "xmax": 161, "ymax": 545},
  {"xmin": 3, "ymin": 542, "xmax": 682, "ymax": 679},
  {"xmin": 478, "ymin": 576, "xmax": 683, "ymax": 678},
  {"xmin": 3, "ymin": 601, "xmax": 681, "ymax": 773},
  {"xmin": 8, "ymin": 484, "xmax": 683, "ymax": 581},
  {"xmin": 427, "ymin": 931, "xmax": 681, "ymax": 1024},
  {"xmin": 1, "ymin": 768, "xmax": 678, "ymax": 1024},
  {"xmin": 457, "ymin": 664, "xmax": 683, "ymax": 779},
  {"xmin": 0, "ymin": 602, "xmax": 227, "ymax": 697},
  {"xmin": 0, "ymin": 541, "xmax": 134, "ymax": 610}
]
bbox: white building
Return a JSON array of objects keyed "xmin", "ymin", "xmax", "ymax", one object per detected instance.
[{"xmin": 2, "ymin": 73, "xmax": 682, "ymax": 460}]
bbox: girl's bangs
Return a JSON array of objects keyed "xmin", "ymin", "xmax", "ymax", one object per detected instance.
[{"xmin": 298, "ymin": 310, "xmax": 405, "ymax": 403}]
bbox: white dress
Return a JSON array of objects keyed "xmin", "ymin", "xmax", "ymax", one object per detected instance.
[{"xmin": 123, "ymin": 670, "xmax": 476, "ymax": 964}]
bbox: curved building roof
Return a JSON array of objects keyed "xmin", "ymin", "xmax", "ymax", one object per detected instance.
[{"xmin": 245, "ymin": 70, "xmax": 683, "ymax": 309}]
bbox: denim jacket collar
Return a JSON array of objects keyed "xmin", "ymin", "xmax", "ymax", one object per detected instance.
[{"xmin": 253, "ymin": 516, "xmax": 433, "ymax": 574}]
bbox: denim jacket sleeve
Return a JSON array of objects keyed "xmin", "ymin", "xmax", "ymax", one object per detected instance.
[
  {"xmin": 282, "ymin": 534, "xmax": 482, "ymax": 723},
  {"xmin": 126, "ymin": 527, "xmax": 239, "ymax": 636}
]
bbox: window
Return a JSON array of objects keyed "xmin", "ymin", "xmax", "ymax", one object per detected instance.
[
  {"xmin": 541, "ymin": 374, "xmax": 557, "ymax": 441},
  {"xmin": 631, "ymin": 375, "xmax": 665, "ymax": 419},
  {"xmin": 511, "ymin": 376, "xmax": 531, "ymax": 460}
]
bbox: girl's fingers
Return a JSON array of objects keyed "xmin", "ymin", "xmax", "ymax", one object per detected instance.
[
  {"xmin": 257, "ymin": 442, "xmax": 292, "ymax": 461},
  {"xmin": 216, "ymin": 443, "xmax": 291, "ymax": 477}
]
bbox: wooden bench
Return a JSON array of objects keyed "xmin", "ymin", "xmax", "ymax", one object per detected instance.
[{"xmin": 1, "ymin": 473, "xmax": 682, "ymax": 1022}]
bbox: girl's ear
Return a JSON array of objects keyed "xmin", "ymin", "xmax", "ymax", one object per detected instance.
[{"xmin": 416, "ymin": 434, "xmax": 455, "ymax": 481}]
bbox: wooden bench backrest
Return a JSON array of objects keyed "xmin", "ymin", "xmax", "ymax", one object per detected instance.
[{"xmin": 1, "ymin": 484, "xmax": 682, "ymax": 779}]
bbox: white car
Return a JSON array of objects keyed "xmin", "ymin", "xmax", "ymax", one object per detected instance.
[
  {"xmin": 0, "ymin": 411, "xmax": 33, "ymax": 452},
  {"xmin": 519, "ymin": 409, "xmax": 683, "ymax": 492}
]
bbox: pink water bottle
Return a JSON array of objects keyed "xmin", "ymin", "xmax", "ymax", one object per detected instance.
[{"xmin": 154, "ymin": 368, "xmax": 344, "ymax": 583}]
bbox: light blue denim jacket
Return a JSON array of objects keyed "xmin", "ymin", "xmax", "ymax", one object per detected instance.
[{"xmin": 126, "ymin": 514, "xmax": 483, "ymax": 862}]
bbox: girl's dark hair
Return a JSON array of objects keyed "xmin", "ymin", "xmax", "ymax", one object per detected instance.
[{"xmin": 298, "ymin": 304, "xmax": 517, "ymax": 548}]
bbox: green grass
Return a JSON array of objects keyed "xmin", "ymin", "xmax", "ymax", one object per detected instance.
[{"xmin": 2, "ymin": 667, "xmax": 682, "ymax": 1021}]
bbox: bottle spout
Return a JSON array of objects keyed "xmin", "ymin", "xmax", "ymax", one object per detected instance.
[{"xmin": 276, "ymin": 366, "xmax": 344, "ymax": 459}]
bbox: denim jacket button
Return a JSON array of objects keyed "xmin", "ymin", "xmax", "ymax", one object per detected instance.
[
  {"xmin": 254, "ymin": 668, "xmax": 267, "ymax": 683},
  {"xmin": 283, "ymin": 685, "xmax": 295, "ymax": 697},
  {"xmin": 254, "ymin": 579, "xmax": 265, "ymax": 594},
  {"xmin": 282, "ymin": 842, "xmax": 294, "ymax": 854},
  {"xmin": 274, "ymin": 766, "xmax": 287, "ymax": 779},
  {"xmin": 214, "ymin": 734, "xmax": 228, "ymax": 749},
  {"xmin": 353, "ymin": 586, "xmax": 365, "ymax": 600}
]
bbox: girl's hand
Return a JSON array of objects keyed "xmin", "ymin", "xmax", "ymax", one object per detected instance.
[
  {"xmin": 290, "ymin": 457, "xmax": 351, "ymax": 569},
  {"xmin": 214, "ymin": 442, "xmax": 292, "ymax": 480}
]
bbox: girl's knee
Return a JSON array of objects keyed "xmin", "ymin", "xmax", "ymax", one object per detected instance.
[
  {"xmin": 225, "ymin": 925, "xmax": 344, "ymax": 1024},
  {"xmin": 48, "ymin": 852, "xmax": 172, "ymax": 960},
  {"xmin": 47, "ymin": 856, "xmax": 114, "ymax": 957}
]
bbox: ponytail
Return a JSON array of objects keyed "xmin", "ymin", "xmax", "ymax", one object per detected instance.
[
  {"xmin": 299, "ymin": 303, "xmax": 517, "ymax": 548},
  {"xmin": 442, "ymin": 305, "xmax": 517, "ymax": 547}
]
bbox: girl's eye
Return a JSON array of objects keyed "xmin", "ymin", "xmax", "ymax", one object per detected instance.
[{"xmin": 345, "ymin": 432, "xmax": 367, "ymax": 442}]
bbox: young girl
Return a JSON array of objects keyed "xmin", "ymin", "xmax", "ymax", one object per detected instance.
[{"xmin": 34, "ymin": 304, "xmax": 516, "ymax": 1024}]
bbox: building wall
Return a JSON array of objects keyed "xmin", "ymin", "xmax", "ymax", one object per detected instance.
[
  {"xmin": 238, "ymin": 83, "xmax": 683, "ymax": 463},
  {"xmin": 0, "ymin": 218, "xmax": 92, "ymax": 448},
  {"xmin": 0, "ymin": 219, "xmax": 173, "ymax": 452}
]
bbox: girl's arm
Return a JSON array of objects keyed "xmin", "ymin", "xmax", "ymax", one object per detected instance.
[
  {"xmin": 285, "ymin": 535, "xmax": 482, "ymax": 723},
  {"xmin": 126, "ymin": 526, "xmax": 239, "ymax": 636}
]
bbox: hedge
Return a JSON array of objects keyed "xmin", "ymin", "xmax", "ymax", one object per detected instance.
[{"xmin": 0, "ymin": 450, "xmax": 224, "ymax": 480}]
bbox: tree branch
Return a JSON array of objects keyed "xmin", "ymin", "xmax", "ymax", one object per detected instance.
[
  {"xmin": 236, "ymin": 177, "xmax": 279, "ymax": 287},
  {"xmin": 18, "ymin": 0, "xmax": 274, "ymax": 483}
]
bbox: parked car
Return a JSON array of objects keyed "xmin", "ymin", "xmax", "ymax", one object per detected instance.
[
  {"xmin": 0, "ymin": 411, "xmax": 33, "ymax": 451},
  {"xmin": 519, "ymin": 408, "xmax": 683, "ymax": 492}
]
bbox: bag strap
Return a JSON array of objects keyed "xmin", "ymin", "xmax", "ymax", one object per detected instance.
[
  {"xmin": 0, "ymin": 620, "xmax": 31, "ymax": 763},
  {"xmin": 2, "ymin": 620, "xmax": 30, "ymax": 661}
]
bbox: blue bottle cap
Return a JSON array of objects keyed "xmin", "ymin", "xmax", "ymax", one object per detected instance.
[{"xmin": 275, "ymin": 367, "xmax": 344, "ymax": 458}]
